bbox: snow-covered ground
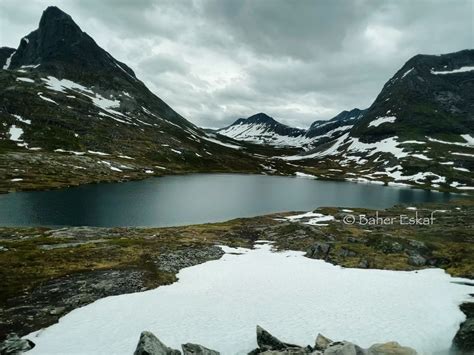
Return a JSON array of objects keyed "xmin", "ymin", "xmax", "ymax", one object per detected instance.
[{"xmin": 26, "ymin": 244, "xmax": 471, "ymax": 355}]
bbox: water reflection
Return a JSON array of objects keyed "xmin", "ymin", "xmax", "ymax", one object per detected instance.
[{"xmin": 0, "ymin": 174, "xmax": 455, "ymax": 227}]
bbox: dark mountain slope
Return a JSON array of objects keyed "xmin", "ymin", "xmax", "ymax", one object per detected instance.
[
  {"xmin": 281, "ymin": 50, "xmax": 474, "ymax": 192},
  {"xmin": 0, "ymin": 7, "xmax": 295, "ymax": 193}
]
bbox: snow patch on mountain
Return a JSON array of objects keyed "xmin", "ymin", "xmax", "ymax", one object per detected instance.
[
  {"xmin": 368, "ymin": 116, "xmax": 397, "ymax": 128},
  {"xmin": 431, "ymin": 66, "xmax": 474, "ymax": 75}
]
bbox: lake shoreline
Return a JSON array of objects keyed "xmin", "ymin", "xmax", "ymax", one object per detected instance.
[
  {"xmin": 2, "ymin": 167, "xmax": 471, "ymax": 196},
  {"xmin": 1, "ymin": 199, "xmax": 473, "ymax": 352}
]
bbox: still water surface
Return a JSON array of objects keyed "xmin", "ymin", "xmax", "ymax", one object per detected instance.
[{"xmin": 0, "ymin": 174, "xmax": 456, "ymax": 227}]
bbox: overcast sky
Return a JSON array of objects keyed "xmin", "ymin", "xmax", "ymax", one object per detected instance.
[{"xmin": 1, "ymin": 0, "xmax": 473, "ymax": 128}]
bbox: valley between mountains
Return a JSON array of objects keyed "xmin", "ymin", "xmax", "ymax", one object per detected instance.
[
  {"xmin": 0, "ymin": 7, "xmax": 472, "ymax": 194},
  {"xmin": 0, "ymin": 5, "xmax": 473, "ymax": 355}
]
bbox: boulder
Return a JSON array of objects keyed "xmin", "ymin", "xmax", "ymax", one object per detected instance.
[
  {"xmin": 182, "ymin": 343, "xmax": 220, "ymax": 355},
  {"xmin": 0, "ymin": 333, "xmax": 35, "ymax": 355},
  {"xmin": 407, "ymin": 254, "xmax": 426, "ymax": 266},
  {"xmin": 306, "ymin": 243, "xmax": 331, "ymax": 259},
  {"xmin": 358, "ymin": 259, "xmax": 370, "ymax": 269},
  {"xmin": 367, "ymin": 342, "xmax": 417, "ymax": 354},
  {"xmin": 314, "ymin": 334, "xmax": 333, "ymax": 351},
  {"xmin": 323, "ymin": 341, "xmax": 366, "ymax": 355},
  {"xmin": 134, "ymin": 331, "xmax": 181, "ymax": 355},
  {"xmin": 451, "ymin": 302, "xmax": 474, "ymax": 353},
  {"xmin": 255, "ymin": 326, "xmax": 302, "ymax": 352}
]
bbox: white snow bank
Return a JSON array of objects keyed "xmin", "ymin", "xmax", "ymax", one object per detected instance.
[{"xmin": 26, "ymin": 244, "xmax": 472, "ymax": 355}]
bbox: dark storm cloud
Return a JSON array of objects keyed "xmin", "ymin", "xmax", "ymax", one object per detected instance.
[{"xmin": 0, "ymin": 0, "xmax": 472, "ymax": 128}]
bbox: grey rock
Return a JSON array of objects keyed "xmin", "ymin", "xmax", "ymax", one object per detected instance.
[
  {"xmin": 367, "ymin": 342, "xmax": 417, "ymax": 354},
  {"xmin": 451, "ymin": 302, "xmax": 474, "ymax": 354},
  {"xmin": 0, "ymin": 333, "xmax": 35, "ymax": 355},
  {"xmin": 314, "ymin": 334, "xmax": 333, "ymax": 351},
  {"xmin": 134, "ymin": 331, "xmax": 181, "ymax": 355},
  {"xmin": 407, "ymin": 254, "xmax": 426, "ymax": 266},
  {"xmin": 306, "ymin": 243, "xmax": 331, "ymax": 259},
  {"xmin": 182, "ymin": 343, "xmax": 220, "ymax": 355},
  {"xmin": 339, "ymin": 248, "xmax": 357, "ymax": 257},
  {"xmin": 358, "ymin": 259, "xmax": 370, "ymax": 269},
  {"xmin": 324, "ymin": 341, "xmax": 366, "ymax": 355}
]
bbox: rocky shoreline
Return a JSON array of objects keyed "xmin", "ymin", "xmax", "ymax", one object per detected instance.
[{"xmin": 1, "ymin": 199, "xmax": 473, "ymax": 353}]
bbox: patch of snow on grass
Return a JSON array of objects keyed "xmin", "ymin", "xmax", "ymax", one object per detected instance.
[
  {"xmin": 451, "ymin": 152, "xmax": 474, "ymax": 158},
  {"xmin": 16, "ymin": 77, "xmax": 34, "ymax": 83},
  {"xmin": 10, "ymin": 178, "xmax": 23, "ymax": 182},
  {"xmin": 88, "ymin": 150, "xmax": 109, "ymax": 156},
  {"xmin": 431, "ymin": 66, "xmax": 474, "ymax": 75},
  {"xmin": 411, "ymin": 154, "xmax": 431, "ymax": 161},
  {"xmin": 37, "ymin": 93, "xmax": 58, "ymax": 105},
  {"xmin": 453, "ymin": 167, "xmax": 470, "ymax": 172},
  {"xmin": 12, "ymin": 115, "xmax": 31, "ymax": 124},
  {"xmin": 401, "ymin": 67, "xmax": 414, "ymax": 78},
  {"xmin": 42, "ymin": 76, "xmax": 93, "ymax": 94},
  {"xmin": 368, "ymin": 116, "xmax": 396, "ymax": 128},
  {"xmin": 9, "ymin": 125, "xmax": 23, "ymax": 141}
]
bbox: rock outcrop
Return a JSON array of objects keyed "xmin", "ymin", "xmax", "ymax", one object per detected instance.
[
  {"xmin": 451, "ymin": 301, "xmax": 474, "ymax": 354},
  {"xmin": 133, "ymin": 331, "xmax": 181, "ymax": 355},
  {"xmin": 0, "ymin": 333, "xmax": 35, "ymax": 355}
]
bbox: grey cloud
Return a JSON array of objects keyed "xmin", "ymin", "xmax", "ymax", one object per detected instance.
[{"xmin": 1, "ymin": 0, "xmax": 472, "ymax": 128}]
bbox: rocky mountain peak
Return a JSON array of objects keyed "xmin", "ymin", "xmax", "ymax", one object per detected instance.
[{"xmin": 8, "ymin": 6, "xmax": 136, "ymax": 82}]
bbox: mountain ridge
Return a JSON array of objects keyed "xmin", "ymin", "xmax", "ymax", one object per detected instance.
[{"xmin": 0, "ymin": 6, "xmax": 297, "ymax": 193}]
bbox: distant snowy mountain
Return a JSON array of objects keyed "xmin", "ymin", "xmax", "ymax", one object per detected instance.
[{"xmin": 217, "ymin": 113, "xmax": 312, "ymax": 147}]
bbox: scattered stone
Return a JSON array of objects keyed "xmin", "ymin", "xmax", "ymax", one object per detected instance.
[
  {"xmin": 182, "ymin": 343, "xmax": 220, "ymax": 355},
  {"xmin": 358, "ymin": 259, "xmax": 370, "ymax": 269},
  {"xmin": 314, "ymin": 333, "xmax": 333, "ymax": 351},
  {"xmin": 367, "ymin": 341, "xmax": 417, "ymax": 354},
  {"xmin": 133, "ymin": 331, "xmax": 180, "ymax": 355},
  {"xmin": 0, "ymin": 333, "xmax": 35, "ymax": 354},
  {"xmin": 407, "ymin": 254, "xmax": 426, "ymax": 267}
]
